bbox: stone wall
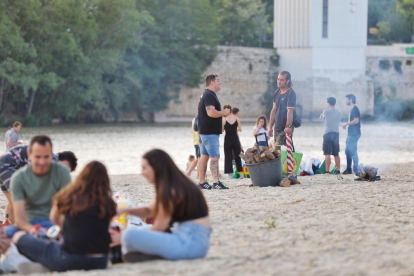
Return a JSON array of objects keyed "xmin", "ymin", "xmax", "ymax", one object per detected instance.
[
  {"xmin": 164, "ymin": 46, "xmax": 278, "ymax": 119},
  {"xmin": 161, "ymin": 44, "xmax": 414, "ymax": 121}
]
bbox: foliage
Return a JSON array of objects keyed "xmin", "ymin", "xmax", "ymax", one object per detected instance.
[
  {"xmin": 0, "ymin": 0, "xmax": 220, "ymax": 125},
  {"xmin": 214, "ymin": 0, "xmax": 271, "ymax": 48},
  {"xmin": 377, "ymin": 99, "xmax": 414, "ymax": 121},
  {"xmin": 368, "ymin": 0, "xmax": 413, "ymax": 44},
  {"xmin": 379, "ymin": 60, "xmax": 391, "ymax": 70},
  {"xmin": 264, "ymin": 216, "xmax": 277, "ymax": 229},
  {"xmin": 392, "ymin": 60, "xmax": 403, "ymax": 74}
]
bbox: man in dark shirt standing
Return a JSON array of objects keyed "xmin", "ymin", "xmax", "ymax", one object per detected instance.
[
  {"xmin": 342, "ymin": 94, "xmax": 361, "ymax": 175},
  {"xmin": 268, "ymin": 71, "xmax": 296, "ymax": 146},
  {"xmin": 197, "ymin": 74, "xmax": 230, "ymax": 190},
  {"xmin": 268, "ymin": 71, "xmax": 297, "ymax": 178}
]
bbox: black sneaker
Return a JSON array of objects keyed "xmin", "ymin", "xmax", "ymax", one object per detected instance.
[
  {"xmin": 342, "ymin": 169, "xmax": 353, "ymax": 175},
  {"xmin": 198, "ymin": 182, "xmax": 211, "ymax": 190},
  {"xmin": 213, "ymin": 181, "xmax": 229, "ymax": 190}
]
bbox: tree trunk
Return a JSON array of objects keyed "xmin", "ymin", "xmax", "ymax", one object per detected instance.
[{"xmin": 27, "ymin": 89, "xmax": 37, "ymax": 117}]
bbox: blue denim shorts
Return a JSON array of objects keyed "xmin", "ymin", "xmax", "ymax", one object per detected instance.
[{"xmin": 199, "ymin": 134, "xmax": 220, "ymax": 158}]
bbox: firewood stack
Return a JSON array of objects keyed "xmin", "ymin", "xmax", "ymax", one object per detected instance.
[{"xmin": 240, "ymin": 146, "xmax": 281, "ymax": 165}]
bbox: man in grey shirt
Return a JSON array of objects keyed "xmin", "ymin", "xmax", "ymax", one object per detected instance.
[
  {"xmin": 5, "ymin": 121, "xmax": 21, "ymax": 151},
  {"xmin": 321, "ymin": 97, "xmax": 341, "ymax": 174}
]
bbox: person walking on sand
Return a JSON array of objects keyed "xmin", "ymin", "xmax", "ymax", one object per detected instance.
[
  {"xmin": 268, "ymin": 71, "xmax": 297, "ymax": 179},
  {"xmin": 5, "ymin": 122, "xmax": 22, "ymax": 151},
  {"xmin": 197, "ymin": 74, "xmax": 230, "ymax": 190},
  {"xmin": 321, "ymin": 97, "xmax": 342, "ymax": 175},
  {"xmin": 342, "ymin": 94, "xmax": 361, "ymax": 175},
  {"xmin": 222, "ymin": 105, "xmax": 243, "ymax": 179}
]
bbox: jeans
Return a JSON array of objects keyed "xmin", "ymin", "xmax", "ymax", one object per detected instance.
[
  {"xmin": 16, "ymin": 234, "xmax": 108, "ymax": 272},
  {"xmin": 199, "ymin": 134, "xmax": 220, "ymax": 158},
  {"xmin": 122, "ymin": 222, "xmax": 211, "ymax": 260},
  {"xmin": 5, "ymin": 218, "xmax": 53, "ymax": 238},
  {"xmin": 345, "ymin": 135, "xmax": 360, "ymax": 172}
]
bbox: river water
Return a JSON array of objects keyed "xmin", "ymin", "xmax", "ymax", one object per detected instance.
[{"xmin": 1, "ymin": 121, "xmax": 413, "ymax": 175}]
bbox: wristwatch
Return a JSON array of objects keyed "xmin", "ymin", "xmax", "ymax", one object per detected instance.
[{"xmin": 287, "ymin": 124, "xmax": 293, "ymax": 129}]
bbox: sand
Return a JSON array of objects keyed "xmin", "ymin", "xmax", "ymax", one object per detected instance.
[{"xmin": 8, "ymin": 162, "xmax": 406, "ymax": 276}]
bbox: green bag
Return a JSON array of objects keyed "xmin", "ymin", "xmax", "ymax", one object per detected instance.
[
  {"xmin": 281, "ymin": 151, "xmax": 303, "ymax": 176},
  {"xmin": 317, "ymin": 161, "xmax": 337, "ymax": 174}
]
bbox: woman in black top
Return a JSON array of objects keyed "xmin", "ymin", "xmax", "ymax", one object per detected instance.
[
  {"xmin": 110, "ymin": 149, "xmax": 211, "ymax": 262},
  {"xmin": 222, "ymin": 105, "xmax": 243, "ymax": 178},
  {"xmin": 13, "ymin": 161, "xmax": 116, "ymax": 272}
]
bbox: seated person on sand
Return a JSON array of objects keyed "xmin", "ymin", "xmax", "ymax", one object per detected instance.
[
  {"xmin": 253, "ymin": 115, "xmax": 269, "ymax": 147},
  {"xmin": 0, "ymin": 136, "xmax": 72, "ymax": 239},
  {"xmin": 110, "ymin": 149, "xmax": 211, "ymax": 262},
  {"xmin": 0, "ymin": 144, "xmax": 77, "ymax": 224},
  {"xmin": 12, "ymin": 161, "xmax": 116, "ymax": 273}
]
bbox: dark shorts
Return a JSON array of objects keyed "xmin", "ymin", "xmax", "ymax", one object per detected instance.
[
  {"xmin": 274, "ymin": 128, "xmax": 294, "ymax": 146},
  {"xmin": 16, "ymin": 234, "xmax": 108, "ymax": 272},
  {"xmin": 323, "ymin": 132, "xmax": 340, "ymax": 156},
  {"xmin": 194, "ymin": 145, "xmax": 200, "ymax": 158},
  {"xmin": 0, "ymin": 154, "xmax": 16, "ymax": 193}
]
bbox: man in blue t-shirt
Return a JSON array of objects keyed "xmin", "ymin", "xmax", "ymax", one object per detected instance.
[{"xmin": 342, "ymin": 94, "xmax": 361, "ymax": 175}]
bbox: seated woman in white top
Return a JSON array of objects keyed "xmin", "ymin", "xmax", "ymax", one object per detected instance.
[{"xmin": 252, "ymin": 115, "xmax": 269, "ymax": 147}]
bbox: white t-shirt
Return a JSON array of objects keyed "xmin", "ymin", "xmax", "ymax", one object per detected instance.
[{"xmin": 253, "ymin": 126, "xmax": 268, "ymax": 142}]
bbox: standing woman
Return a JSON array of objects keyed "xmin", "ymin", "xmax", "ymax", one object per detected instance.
[
  {"xmin": 112, "ymin": 149, "xmax": 211, "ymax": 261},
  {"xmin": 222, "ymin": 105, "xmax": 243, "ymax": 179},
  {"xmin": 12, "ymin": 161, "xmax": 116, "ymax": 272}
]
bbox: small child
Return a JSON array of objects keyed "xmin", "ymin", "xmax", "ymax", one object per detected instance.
[
  {"xmin": 253, "ymin": 115, "xmax": 269, "ymax": 147},
  {"xmin": 186, "ymin": 155, "xmax": 195, "ymax": 173}
]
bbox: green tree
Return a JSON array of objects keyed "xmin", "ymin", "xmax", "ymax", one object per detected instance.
[
  {"xmin": 368, "ymin": 0, "xmax": 414, "ymax": 44},
  {"xmin": 214, "ymin": 0, "xmax": 269, "ymax": 47},
  {"xmin": 132, "ymin": 0, "xmax": 220, "ymax": 120}
]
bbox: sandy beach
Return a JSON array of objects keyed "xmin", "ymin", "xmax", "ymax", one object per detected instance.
[{"xmin": 3, "ymin": 162, "xmax": 409, "ymax": 276}]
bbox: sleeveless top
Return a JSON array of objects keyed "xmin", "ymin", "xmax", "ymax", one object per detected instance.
[{"xmin": 224, "ymin": 120, "xmax": 238, "ymax": 136}]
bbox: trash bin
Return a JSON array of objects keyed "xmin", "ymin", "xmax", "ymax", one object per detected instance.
[{"xmin": 245, "ymin": 157, "xmax": 282, "ymax": 187}]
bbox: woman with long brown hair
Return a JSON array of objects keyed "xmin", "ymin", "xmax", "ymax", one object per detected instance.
[
  {"xmin": 111, "ymin": 149, "xmax": 211, "ymax": 261},
  {"xmin": 12, "ymin": 161, "xmax": 116, "ymax": 272}
]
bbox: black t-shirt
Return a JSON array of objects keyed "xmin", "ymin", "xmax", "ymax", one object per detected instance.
[
  {"xmin": 198, "ymin": 89, "xmax": 222, "ymax": 135},
  {"xmin": 348, "ymin": 106, "xmax": 361, "ymax": 136},
  {"xmin": 62, "ymin": 205, "xmax": 112, "ymax": 255},
  {"xmin": 273, "ymin": 88, "xmax": 296, "ymax": 132}
]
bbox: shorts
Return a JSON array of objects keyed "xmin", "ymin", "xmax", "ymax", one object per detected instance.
[
  {"xmin": 194, "ymin": 145, "xmax": 200, "ymax": 158},
  {"xmin": 199, "ymin": 134, "xmax": 220, "ymax": 158},
  {"xmin": 0, "ymin": 154, "xmax": 16, "ymax": 193},
  {"xmin": 323, "ymin": 132, "xmax": 340, "ymax": 156},
  {"xmin": 274, "ymin": 128, "xmax": 294, "ymax": 147}
]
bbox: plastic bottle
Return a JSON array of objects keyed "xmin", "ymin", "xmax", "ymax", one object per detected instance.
[
  {"xmin": 117, "ymin": 195, "xmax": 128, "ymax": 229},
  {"xmin": 4, "ymin": 214, "xmax": 11, "ymax": 226}
]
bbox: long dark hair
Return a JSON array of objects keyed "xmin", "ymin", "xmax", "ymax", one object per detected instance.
[
  {"xmin": 256, "ymin": 115, "xmax": 268, "ymax": 131},
  {"xmin": 53, "ymin": 161, "xmax": 116, "ymax": 220},
  {"xmin": 143, "ymin": 149, "xmax": 208, "ymax": 220}
]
